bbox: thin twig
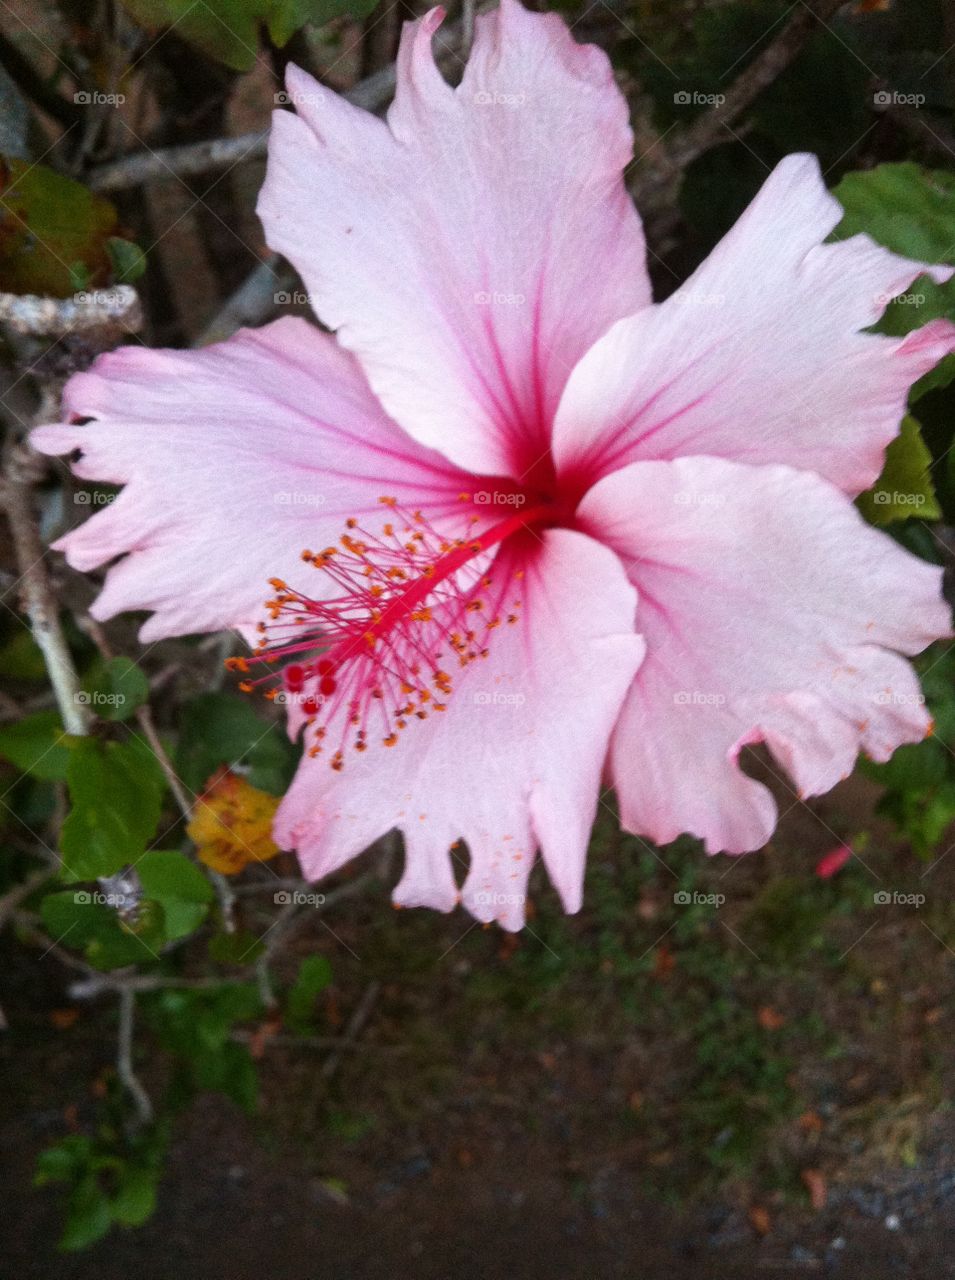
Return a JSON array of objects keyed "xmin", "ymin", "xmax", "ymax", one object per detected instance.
[
  {"xmin": 0, "ymin": 30, "xmax": 83, "ymax": 128},
  {"xmin": 117, "ymin": 987, "xmax": 153, "ymax": 1127},
  {"xmin": 0, "ymin": 865, "xmax": 55, "ymax": 931},
  {"xmin": 82, "ymin": 617, "xmax": 191, "ymax": 816},
  {"xmin": 261, "ymin": 864, "xmax": 384, "ymax": 963},
  {"xmin": 197, "ymin": 255, "xmax": 292, "ymax": 348},
  {"xmin": 67, "ymin": 971, "xmax": 251, "ymax": 998},
  {"xmin": 321, "ymin": 980, "xmax": 381, "ymax": 1082},
  {"xmin": 86, "ymin": 10, "xmax": 484, "ymax": 195},
  {"xmin": 631, "ymin": 0, "xmax": 849, "ymax": 215},
  {"xmin": 878, "ymin": 96, "xmax": 955, "ymax": 167},
  {"xmin": 81, "ymin": 614, "xmax": 237, "ymax": 932},
  {"xmin": 88, "ymin": 129, "xmax": 270, "ymax": 194},
  {"xmin": 2, "ymin": 439, "xmax": 91, "ymax": 737}
]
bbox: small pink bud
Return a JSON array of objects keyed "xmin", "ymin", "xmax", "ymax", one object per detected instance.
[{"xmin": 815, "ymin": 845, "xmax": 852, "ymax": 880}]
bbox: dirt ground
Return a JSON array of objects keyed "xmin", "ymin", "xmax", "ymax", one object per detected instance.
[
  {"xmin": 4, "ymin": 1069, "xmax": 955, "ymax": 1279},
  {"xmin": 5, "ymin": 772, "xmax": 955, "ymax": 1279}
]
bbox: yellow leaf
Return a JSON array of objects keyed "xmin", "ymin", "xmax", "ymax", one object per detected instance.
[{"xmin": 188, "ymin": 768, "xmax": 280, "ymax": 875}]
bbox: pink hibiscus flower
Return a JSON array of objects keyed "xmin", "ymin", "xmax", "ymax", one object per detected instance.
[{"xmin": 33, "ymin": 0, "xmax": 954, "ymax": 930}]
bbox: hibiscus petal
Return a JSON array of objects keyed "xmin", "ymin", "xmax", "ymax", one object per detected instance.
[
  {"xmin": 576, "ymin": 456, "xmax": 951, "ymax": 854},
  {"xmin": 257, "ymin": 0, "xmax": 649, "ymax": 481},
  {"xmin": 554, "ymin": 153, "xmax": 955, "ymax": 495},
  {"xmin": 31, "ymin": 318, "xmax": 469, "ymax": 641},
  {"xmin": 273, "ymin": 528, "xmax": 644, "ymax": 929}
]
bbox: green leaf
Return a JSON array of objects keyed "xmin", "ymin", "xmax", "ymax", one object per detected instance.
[
  {"xmin": 0, "ymin": 629, "xmax": 47, "ymax": 680},
  {"xmin": 40, "ymin": 889, "xmax": 165, "ymax": 968},
  {"xmin": 0, "ymin": 158, "xmax": 121, "ymax": 298},
  {"xmin": 148, "ymin": 984, "xmax": 261, "ymax": 1108},
  {"xmin": 35, "ymin": 1136, "xmax": 93, "ymax": 1186},
  {"xmin": 106, "ymin": 236, "xmax": 146, "ymax": 284},
  {"xmin": 68, "ymin": 261, "xmax": 91, "ymax": 292},
  {"xmin": 119, "ymin": 0, "xmax": 378, "ymax": 69},
  {"xmin": 81, "ymin": 657, "xmax": 150, "ymax": 722},
  {"xmin": 857, "ymin": 415, "xmax": 941, "ymax": 525},
  {"xmin": 831, "ymin": 163, "xmax": 955, "ymax": 400},
  {"xmin": 176, "ymin": 692, "xmax": 299, "ymax": 796},
  {"xmin": 208, "ymin": 929, "xmax": 265, "ymax": 965},
  {"xmin": 196, "ymin": 1039, "xmax": 259, "ymax": 1110},
  {"xmin": 59, "ymin": 1173, "xmax": 112, "ymax": 1251},
  {"xmin": 109, "ymin": 1164, "xmax": 159, "ymax": 1226},
  {"xmin": 137, "ymin": 849, "xmax": 212, "ymax": 941},
  {"xmin": 286, "ymin": 954, "xmax": 332, "ymax": 1031},
  {"xmin": 0, "ymin": 710, "xmax": 69, "ymax": 780},
  {"xmin": 150, "ymin": 984, "xmax": 262, "ymax": 1056},
  {"xmin": 60, "ymin": 736, "xmax": 166, "ymax": 881},
  {"xmin": 270, "ymin": 0, "xmax": 378, "ymax": 41},
  {"xmin": 832, "ymin": 162, "xmax": 955, "ymax": 262}
]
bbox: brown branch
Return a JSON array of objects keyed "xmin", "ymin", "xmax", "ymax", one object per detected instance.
[
  {"xmin": 2, "ymin": 438, "xmax": 91, "ymax": 737},
  {"xmin": 0, "ymin": 865, "xmax": 54, "ymax": 932},
  {"xmin": 88, "ymin": 129, "xmax": 270, "ymax": 194},
  {"xmin": 86, "ymin": 9, "xmax": 484, "ymax": 195},
  {"xmin": 197, "ymin": 255, "xmax": 291, "ymax": 348},
  {"xmin": 631, "ymin": 0, "xmax": 850, "ymax": 213},
  {"xmin": 320, "ymin": 980, "xmax": 381, "ymax": 1082},
  {"xmin": 879, "ymin": 98, "xmax": 955, "ymax": 169},
  {"xmin": 0, "ymin": 30, "xmax": 83, "ymax": 129}
]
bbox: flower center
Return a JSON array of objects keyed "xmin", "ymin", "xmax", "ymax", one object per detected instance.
[{"xmin": 227, "ymin": 494, "xmax": 560, "ymax": 770}]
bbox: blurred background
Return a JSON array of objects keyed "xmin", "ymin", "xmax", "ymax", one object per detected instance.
[{"xmin": 2, "ymin": 0, "xmax": 955, "ymax": 1275}]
